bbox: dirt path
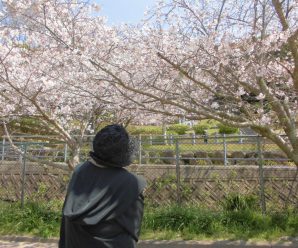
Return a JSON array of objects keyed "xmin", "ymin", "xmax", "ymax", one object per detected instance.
[
  {"xmin": 0, "ymin": 238, "xmax": 297, "ymax": 248},
  {"xmin": 0, "ymin": 240, "xmax": 56, "ymax": 248}
]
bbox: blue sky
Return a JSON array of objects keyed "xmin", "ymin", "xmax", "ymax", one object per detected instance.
[{"xmin": 94, "ymin": 0, "xmax": 157, "ymax": 25}]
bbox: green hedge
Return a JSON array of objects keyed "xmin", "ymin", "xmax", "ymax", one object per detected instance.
[
  {"xmin": 218, "ymin": 124, "xmax": 239, "ymax": 134},
  {"xmin": 167, "ymin": 124, "xmax": 189, "ymax": 135},
  {"xmin": 193, "ymin": 124, "xmax": 208, "ymax": 135}
]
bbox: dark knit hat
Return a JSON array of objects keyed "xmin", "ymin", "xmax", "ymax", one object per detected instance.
[{"xmin": 89, "ymin": 124, "xmax": 132, "ymax": 167}]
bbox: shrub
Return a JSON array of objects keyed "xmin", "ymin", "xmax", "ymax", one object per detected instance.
[
  {"xmin": 218, "ymin": 124, "xmax": 239, "ymax": 134},
  {"xmin": 222, "ymin": 194, "xmax": 258, "ymax": 212},
  {"xmin": 222, "ymin": 210, "xmax": 271, "ymax": 232},
  {"xmin": 143, "ymin": 205, "xmax": 218, "ymax": 235},
  {"xmin": 288, "ymin": 214, "xmax": 298, "ymax": 233},
  {"xmin": 166, "ymin": 130, "xmax": 178, "ymax": 135},
  {"xmin": 271, "ymin": 212, "xmax": 289, "ymax": 230},
  {"xmin": 167, "ymin": 124, "xmax": 189, "ymax": 135},
  {"xmin": 193, "ymin": 124, "xmax": 208, "ymax": 135}
]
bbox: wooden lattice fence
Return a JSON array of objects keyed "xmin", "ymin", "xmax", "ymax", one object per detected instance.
[
  {"xmin": 0, "ymin": 162, "xmax": 297, "ymax": 210},
  {"xmin": 130, "ymin": 165, "xmax": 298, "ymax": 209}
]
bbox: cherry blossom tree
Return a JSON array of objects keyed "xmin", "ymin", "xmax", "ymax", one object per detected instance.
[
  {"xmin": 90, "ymin": 0, "xmax": 298, "ymax": 166},
  {"xmin": 1, "ymin": 0, "xmax": 297, "ymax": 167},
  {"xmin": 0, "ymin": 0, "xmax": 135, "ymax": 170}
]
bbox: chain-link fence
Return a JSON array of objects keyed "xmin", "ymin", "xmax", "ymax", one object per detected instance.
[
  {"xmin": 137, "ymin": 134, "xmax": 292, "ymax": 166},
  {"xmin": 0, "ymin": 134, "xmax": 293, "ymax": 165},
  {"xmin": 135, "ymin": 134, "xmax": 297, "ymax": 212},
  {"xmin": 0, "ymin": 134, "xmax": 297, "ymax": 211}
]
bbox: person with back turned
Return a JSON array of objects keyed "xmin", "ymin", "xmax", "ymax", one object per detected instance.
[{"xmin": 59, "ymin": 124, "xmax": 146, "ymax": 248}]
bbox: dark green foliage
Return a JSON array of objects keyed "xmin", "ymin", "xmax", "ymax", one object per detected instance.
[
  {"xmin": 167, "ymin": 124, "xmax": 189, "ymax": 135},
  {"xmin": 218, "ymin": 124, "xmax": 239, "ymax": 134},
  {"xmin": 288, "ymin": 214, "xmax": 298, "ymax": 233},
  {"xmin": 271, "ymin": 212, "xmax": 290, "ymax": 232},
  {"xmin": 143, "ymin": 204, "xmax": 298, "ymax": 239},
  {"xmin": 193, "ymin": 124, "xmax": 208, "ymax": 135},
  {"xmin": 143, "ymin": 205, "xmax": 219, "ymax": 235},
  {"xmin": 222, "ymin": 194, "xmax": 258, "ymax": 212}
]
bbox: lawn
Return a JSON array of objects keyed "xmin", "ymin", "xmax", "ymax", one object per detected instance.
[{"xmin": 142, "ymin": 142, "xmax": 280, "ymax": 153}]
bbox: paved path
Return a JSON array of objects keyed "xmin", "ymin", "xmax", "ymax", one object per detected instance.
[
  {"xmin": 0, "ymin": 237, "xmax": 297, "ymax": 248},
  {"xmin": 0, "ymin": 240, "xmax": 56, "ymax": 248}
]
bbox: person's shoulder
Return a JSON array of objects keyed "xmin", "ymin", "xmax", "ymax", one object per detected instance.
[
  {"xmin": 71, "ymin": 161, "xmax": 90, "ymax": 176},
  {"xmin": 135, "ymin": 174, "xmax": 147, "ymax": 191},
  {"xmin": 120, "ymin": 169, "xmax": 147, "ymax": 191}
]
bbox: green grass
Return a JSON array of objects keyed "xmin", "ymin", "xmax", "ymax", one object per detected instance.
[
  {"xmin": 127, "ymin": 125, "xmax": 163, "ymax": 135},
  {"xmin": 143, "ymin": 143, "xmax": 279, "ymax": 153},
  {"xmin": 142, "ymin": 205, "xmax": 298, "ymax": 241},
  {"xmin": 0, "ymin": 200, "xmax": 62, "ymax": 238},
  {"xmin": 0, "ymin": 200, "xmax": 297, "ymax": 241}
]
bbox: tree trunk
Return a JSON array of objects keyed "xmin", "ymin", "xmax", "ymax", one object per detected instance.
[{"xmin": 68, "ymin": 146, "xmax": 81, "ymax": 170}]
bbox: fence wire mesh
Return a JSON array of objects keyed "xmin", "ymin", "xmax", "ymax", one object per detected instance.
[
  {"xmin": 137, "ymin": 134, "xmax": 292, "ymax": 166},
  {"xmin": 0, "ymin": 134, "xmax": 297, "ymax": 211}
]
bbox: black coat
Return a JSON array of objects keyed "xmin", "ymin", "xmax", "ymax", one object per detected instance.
[{"xmin": 59, "ymin": 161, "xmax": 146, "ymax": 248}]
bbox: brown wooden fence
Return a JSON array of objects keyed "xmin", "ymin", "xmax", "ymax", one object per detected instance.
[{"xmin": 0, "ymin": 162, "xmax": 297, "ymax": 211}]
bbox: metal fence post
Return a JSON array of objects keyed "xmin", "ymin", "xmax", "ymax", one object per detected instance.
[
  {"xmin": 21, "ymin": 143, "xmax": 27, "ymax": 208},
  {"xmin": 64, "ymin": 143, "xmax": 68, "ymax": 162},
  {"xmin": 239, "ymin": 131, "xmax": 243, "ymax": 143},
  {"xmin": 163, "ymin": 133, "xmax": 168, "ymax": 145},
  {"xmin": 2, "ymin": 137, "xmax": 5, "ymax": 161},
  {"xmin": 175, "ymin": 139, "xmax": 181, "ymax": 205},
  {"xmin": 192, "ymin": 133, "xmax": 196, "ymax": 145},
  {"xmin": 138, "ymin": 134, "xmax": 142, "ymax": 166},
  {"xmin": 223, "ymin": 134, "xmax": 228, "ymax": 166},
  {"xmin": 257, "ymin": 136, "xmax": 266, "ymax": 214}
]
